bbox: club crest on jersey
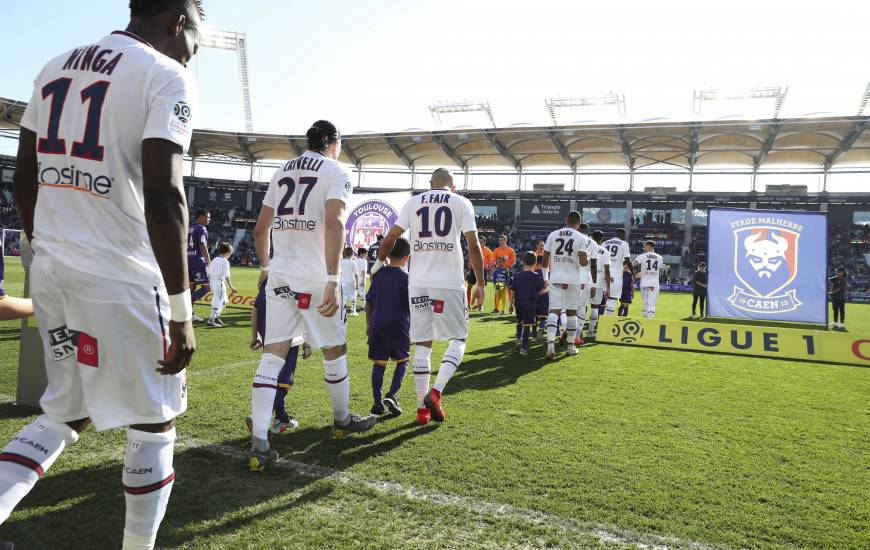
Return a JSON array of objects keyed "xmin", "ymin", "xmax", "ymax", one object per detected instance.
[
  {"xmin": 729, "ymin": 226, "xmax": 801, "ymax": 314},
  {"xmin": 345, "ymin": 200, "xmax": 398, "ymax": 250}
]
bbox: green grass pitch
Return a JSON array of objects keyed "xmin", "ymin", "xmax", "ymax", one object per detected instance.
[{"xmin": 0, "ymin": 257, "xmax": 867, "ymax": 549}]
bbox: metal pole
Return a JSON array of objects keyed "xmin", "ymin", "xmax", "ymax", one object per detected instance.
[{"xmin": 516, "ymin": 165, "xmax": 523, "ymax": 192}]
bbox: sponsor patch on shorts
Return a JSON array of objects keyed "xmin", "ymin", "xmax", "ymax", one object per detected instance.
[
  {"xmin": 432, "ymin": 299, "xmax": 444, "ymax": 313},
  {"xmin": 296, "ymin": 293, "xmax": 312, "ymax": 310},
  {"xmin": 76, "ymin": 331, "xmax": 99, "ymax": 368},
  {"xmin": 48, "ymin": 325, "xmax": 75, "ymax": 361}
]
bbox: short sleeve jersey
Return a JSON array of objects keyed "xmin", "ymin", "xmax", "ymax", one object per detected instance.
[
  {"xmin": 544, "ymin": 227, "xmax": 591, "ymax": 285},
  {"xmin": 634, "ymin": 252, "xmax": 664, "ymax": 287},
  {"xmin": 206, "ymin": 256, "xmax": 230, "ymax": 280},
  {"xmin": 262, "ymin": 150, "xmax": 353, "ymax": 283},
  {"xmin": 188, "ymin": 223, "xmax": 208, "ymax": 258},
  {"xmin": 354, "ymin": 256, "xmax": 368, "ymax": 283},
  {"xmin": 340, "ymin": 258, "xmax": 358, "ymax": 286},
  {"xmin": 510, "ymin": 270, "xmax": 544, "ymax": 303},
  {"xmin": 19, "ymin": 31, "xmax": 198, "ymax": 286},
  {"xmin": 394, "ymin": 189, "xmax": 477, "ymax": 290},
  {"xmin": 601, "ymin": 238, "xmax": 631, "ymax": 275},
  {"xmin": 583, "ymin": 239, "xmax": 601, "ymax": 284},
  {"xmin": 595, "ymin": 243, "xmax": 609, "ymax": 283},
  {"xmin": 366, "ymin": 266, "xmax": 410, "ymax": 334}
]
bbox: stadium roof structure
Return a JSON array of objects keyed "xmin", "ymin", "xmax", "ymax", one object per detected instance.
[{"xmin": 3, "ymin": 96, "xmax": 870, "ymax": 176}]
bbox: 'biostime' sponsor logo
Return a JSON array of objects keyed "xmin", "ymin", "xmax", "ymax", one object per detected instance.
[
  {"xmin": 39, "ymin": 162, "xmax": 112, "ymax": 197},
  {"xmin": 273, "ymin": 217, "xmax": 317, "ymax": 232},
  {"xmin": 728, "ymin": 217, "xmax": 803, "ymax": 314}
]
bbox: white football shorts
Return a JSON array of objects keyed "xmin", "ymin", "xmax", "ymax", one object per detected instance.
[
  {"xmin": 408, "ymin": 287, "xmax": 468, "ymax": 342},
  {"xmin": 548, "ymin": 283, "xmax": 580, "ymax": 311},
  {"xmin": 30, "ymin": 255, "xmax": 187, "ymax": 431},
  {"xmin": 209, "ymin": 277, "xmax": 227, "ymax": 310},
  {"xmin": 641, "ymin": 286, "xmax": 660, "ymax": 315},
  {"xmin": 265, "ymin": 271, "xmax": 347, "ymax": 349},
  {"xmin": 340, "ymin": 283, "xmax": 356, "ymax": 306}
]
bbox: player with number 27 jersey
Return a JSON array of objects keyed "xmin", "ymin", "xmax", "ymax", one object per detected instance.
[{"xmin": 263, "ymin": 151, "xmax": 353, "ymax": 285}]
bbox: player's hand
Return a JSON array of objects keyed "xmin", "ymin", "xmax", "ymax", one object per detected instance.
[
  {"xmin": 157, "ymin": 320, "xmax": 195, "ymax": 375},
  {"xmin": 317, "ymin": 281, "xmax": 340, "ymax": 317},
  {"xmin": 302, "ymin": 343, "xmax": 312, "ymax": 360},
  {"xmin": 471, "ymin": 283, "xmax": 486, "ymax": 309},
  {"xmin": 590, "ymin": 287, "xmax": 597, "ymax": 299},
  {"xmin": 250, "ymin": 335, "xmax": 263, "ymax": 350}
]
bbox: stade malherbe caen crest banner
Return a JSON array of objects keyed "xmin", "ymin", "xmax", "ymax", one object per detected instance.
[{"xmin": 707, "ymin": 208, "xmax": 828, "ymax": 324}]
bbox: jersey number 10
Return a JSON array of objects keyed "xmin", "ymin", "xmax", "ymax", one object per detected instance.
[
  {"xmin": 416, "ymin": 206, "xmax": 452, "ymax": 238},
  {"xmin": 37, "ymin": 77, "xmax": 110, "ymax": 161}
]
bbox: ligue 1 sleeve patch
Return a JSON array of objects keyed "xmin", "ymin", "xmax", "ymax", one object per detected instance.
[
  {"xmin": 76, "ymin": 331, "xmax": 99, "ymax": 368},
  {"xmin": 432, "ymin": 299, "xmax": 445, "ymax": 314},
  {"xmin": 296, "ymin": 293, "xmax": 312, "ymax": 310}
]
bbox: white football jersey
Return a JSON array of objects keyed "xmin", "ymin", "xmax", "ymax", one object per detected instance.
[
  {"xmin": 543, "ymin": 227, "xmax": 592, "ymax": 285},
  {"xmin": 395, "ymin": 189, "xmax": 477, "ymax": 290},
  {"xmin": 19, "ymin": 31, "xmax": 198, "ymax": 287},
  {"xmin": 634, "ymin": 251, "xmax": 664, "ymax": 287},
  {"xmin": 340, "ymin": 258, "xmax": 358, "ymax": 286},
  {"xmin": 594, "ymin": 243, "xmax": 609, "ymax": 283},
  {"xmin": 354, "ymin": 256, "xmax": 368, "ymax": 283},
  {"xmin": 207, "ymin": 257, "xmax": 231, "ymax": 280},
  {"xmin": 582, "ymin": 238, "xmax": 601, "ymax": 285},
  {"xmin": 262, "ymin": 150, "xmax": 353, "ymax": 283},
  {"xmin": 602, "ymin": 237, "xmax": 631, "ymax": 274}
]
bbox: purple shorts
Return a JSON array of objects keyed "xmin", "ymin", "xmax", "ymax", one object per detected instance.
[
  {"xmin": 188, "ymin": 257, "xmax": 208, "ymax": 284},
  {"xmin": 368, "ymin": 329, "xmax": 410, "ymax": 363}
]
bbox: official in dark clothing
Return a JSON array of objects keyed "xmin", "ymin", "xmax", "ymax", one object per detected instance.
[
  {"xmin": 829, "ymin": 267, "xmax": 848, "ymax": 329},
  {"xmin": 691, "ymin": 262, "xmax": 708, "ymax": 318}
]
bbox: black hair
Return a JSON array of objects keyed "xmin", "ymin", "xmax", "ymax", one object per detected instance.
[
  {"xmin": 623, "ymin": 258, "xmax": 633, "ymax": 267},
  {"xmin": 499, "ymin": 234, "xmax": 507, "ymax": 241},
  {"xmin": 195, "ymin": 209, "xmax": 209, "ymax": 220},
  {"xmin": 376, "ymin": 235, "xmax": 384, "ymax": 241},
  {"xmin": 566, "ymin": 211, "xmax": 581, "ymax": 224},
  {"xmin": 357, "ymin": 247, "xmax": 368, "ymax": 256},
  {"xmin": 522, "ymin": 251, "xmax": 537, "ymax": 266},
  {"xmin": 837, "ymin": 266, "xmax": 847, "ymax": 274},
  {"xmin": 391, "ymin": 238, "xmax": 411, "ymax": 259},
  {"xmin": 342, "ymin": 246, "xmax": 354, "ymax": 258},
  {"xmin": 592, "ymin": 229, "xmax": 604, "ymax": 242},
  {"xmin": 578, "ymin": 223, "xmax": 590, "ymax": 233},
  {"xmin": 306, "ymin": 120, "xmax": 340, "ymax": 152},
  {"xmin": 130, "ymin": 0, "xmax": 205, "ymax": 19},
  {"xmin": 218, "ymin": 242, "xmax": 232, "ymax": 255},
  {"xmin": 616, "ymin": 228, "xmax": 626, "ymax": 236},
  {"xmin": 644, "ymin": 240, "xmax": 655, "ymax": 248}
]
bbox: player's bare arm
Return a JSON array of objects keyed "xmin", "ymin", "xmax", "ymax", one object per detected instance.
[
  {"xmin": 253, "ymin": 205, "xmax": 273, "ymax": 285},
  {"xmin": 578, "ymin": 250, "xmax": 589, "ymax": 267},
  {"xmin": 199, "ymin": 240, "xmax": 211, "ymax": 266},
  {"xmin": 603, "ymin": 263, "xmax": 611, "ymax": 298},
  {"xmin": 465, "ymin": 230, "xmax": 486, "ymax": 308},
  {"xmin": 12, "ymin": 128, "xmax": 38, "ymax": 242},
  {"xmin": 250, "ymin": 306, "xmax": 262, "ymax": 350},
  {"xmin": 316, "ymin": 198, "xmax": 345, "ymax": 318},
  {"xmin": 143, "ymin": 138, "xmax": 196, "ymax": 375}
]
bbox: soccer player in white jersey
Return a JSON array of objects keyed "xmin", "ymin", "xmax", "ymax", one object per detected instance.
[
  {"xmin": 587, "ymin": 230, "xmax": 611, "ymax": 338},
  {"xmin": 340, "ymin": 246, "xmax": 359, "ymax": 316},
  {"xmin": 251, "ymin": 120, "xmax": 375, "ymax": 471},
  {"xmin": 575, "ymin": 223, "xmax": 600, "ymax": 345},
  {"xmin": 633, "ymin": 241, "xmax": 664, "ymax": 319},
  {"xmin": 354, "ymin": 247, "xmax": 369, "ymax": 313},
  {"xmin": 8, "ymin": 1, "xmax": 202, "ymax": 547},
  {"xmin": 601, "ymin": 228, "xmax": 631, "ymax": 315},
  {"xmin": 373, "ymin": 168, "xmax": 485, "ymax": 425},
  {"xmin": 542, "ymin": 211, "xmax": 590, "ymax": 359}
]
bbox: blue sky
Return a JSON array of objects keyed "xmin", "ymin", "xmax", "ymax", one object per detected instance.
[{"xmin": 4, "ymin": 0, "xmax": 870, "ymax": 136}]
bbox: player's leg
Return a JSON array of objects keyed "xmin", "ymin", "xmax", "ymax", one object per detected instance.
[
  {"xmin": 272, "ymin": 345, "xmax": 300, "ymax": 433},
  {"xmin": 647, "ymin": 288, "xmax": 660, "ymax": 318},
  {"xmin": 640, "ymin": 288, "xmax": 649, "ymax": 318},
  {"xmin": 426, "ymin": 289, "xmax": 469, "ymax": 421},
  {"xmin": 546, "ymin": 286, "xmax": 563, "ymax": 358},
  {"xmin": 564, "ymin": 308, "xmax": 579, "ymax": 355},
  {"xmin": 0, "ymin": 256, "xmax": 87, "ymax": 524},
  {"xmin": 604, "ymin": 277, "xmax": 618, "ymax": 316},
  {"xmin": 588, "ymin": 300, "xmax": 601, "ymax": 337},
  {"xmin": 575, "ymin": 284, "xmax": 590, "ymax": 345},
  {"xmin": 370, "ymin": 359, "xmax": 388, "ymax": 415},
  {"xmin": 384, "ymin": 346, "xmax": 409, "ymax": 415},
  {"xmin": 410, "ymin": 288, "xmax": 436, "ymax": 423},
  {"xmin": 208, "ymin": 279, "xmax": 221, "ymax": 324},
  {"xmin": 700, "ymin": 294, "xmax": 707, "ymax": 318}
]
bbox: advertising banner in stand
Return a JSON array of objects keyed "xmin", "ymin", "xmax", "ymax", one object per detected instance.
[
  {"xmin": 707, "ymin": 208, "xmax": 828, "ymax": 324},
  {"xmin": 344, "ymin": 192, "xmax": 412, "ymax": 250},
  {"xmin": 598, "ymin": 316, "xmax": 870, "ymax": 367}
]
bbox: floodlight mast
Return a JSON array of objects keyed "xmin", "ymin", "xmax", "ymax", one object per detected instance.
[
  {"xmin": 199, "ymin": 29, "xmax": 254, "ymax": 133},
  {"xmin": 429, "ymin": 100, "xmax": 496, "ymax": 128},
  {"xmin": 692, "ymin": 86, "xmax": 788, "ymax": 120},
  {"xmin": 545, "ymin": 93, "xmax": 626, "ymax": 126},
  {"xmin": 857, "ymin": 82, "xmax": 870, "ymax": 116}
]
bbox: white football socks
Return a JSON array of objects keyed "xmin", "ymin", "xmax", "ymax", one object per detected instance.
[
  {"xmin": 0, "ymin": 415, "xmax": 78, "ymax": 523},
  {"xmin": 412, "ymin": 346, "xmax": 432, "ymax": 407},
  {"xmin": 323, "ymin": 355, "xmax": 351, "ymax": 423},
  {"xmin": 604, "ymin": 297, "xmax": 617, "ymax": 315},
  {"xmin": 251, "ymin": 352, "xmax": 284, "ymax": 440},
  {"xmin": 566, "ymin": 315, "xmax": 578, "ymax": 350},
  {"xmin": 122, "ymin": 427, "xmax": 176, "ymax": 550},
  {"xmin": 589, "ymin": 308, "xmax": 600, "ymax": 335},
  {"xmin": 546, "ymin": 313, "xmax": 558, "ymax": 344},
  {"xmin": 433, "ymin": 340, "xmax": 466, "ymax": 393}
]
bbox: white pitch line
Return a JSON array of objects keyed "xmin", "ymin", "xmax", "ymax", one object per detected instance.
[
  {"xmin": 189, "ymin": 359, "xmax": 258, "ymax": 378},
  {"xmin": 176, "ymin": 435, "xmax": 721, "ymax": 550}
]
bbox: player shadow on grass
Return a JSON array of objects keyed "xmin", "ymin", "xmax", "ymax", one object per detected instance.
[
  {"xmin": 0, "ymin": 421, "xmax": 435, "ymax": 549},
  {"xmin": 442, "ymin": 341, "xmax": 550, "ymax": 396}
]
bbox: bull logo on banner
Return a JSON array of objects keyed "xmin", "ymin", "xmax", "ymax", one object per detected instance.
[{"xmin": 730, "ymin": 226, "xmax": 802, "ymax": 314}]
